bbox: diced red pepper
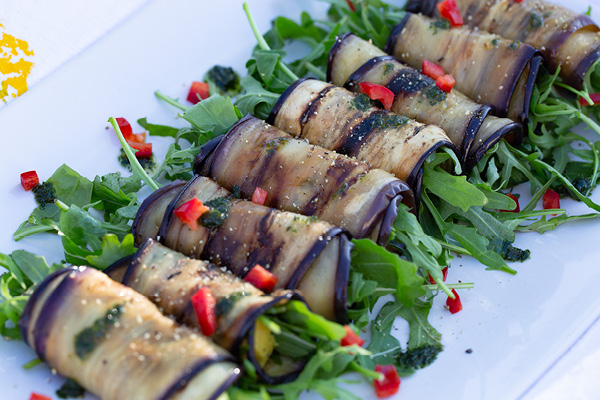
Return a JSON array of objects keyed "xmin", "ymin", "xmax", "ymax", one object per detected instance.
[
  {"xmin": 187, "ymin": 81, "xmax": 210, "ymax": 104},
  {"xmin": 514, "ymin": 0, "xmax": 523, "ymax": 2},
  {"xmin": 542, "ymin": 189, "xmax": 560, "ymax": 214},
  {"xmin": 127, "ymin": 141, "xmax": 153, "ymax": 159},
  {"xmin": 341, "ymin": 325, "xmax": 365, "ymax": 347},
  {"xmin": 500, "ymin": 193, "xmax": 520, "ymax": 213},
  {"xmin": 252, "ymin": 187, "xmax": 268, "ymax": 206},
  {"xmin": 428, "ymin": 267, "xmax": 449, "ymax": 285},
  {"xmin": 115, "ymin": 117, "xmax": 146, "ymax": 143},
  {"xmin": 20, "ymin": 171, "xmax": 39, "ymax": 191},
  {"xmin": 244, "ymin": 264, "xmax": 279, "ymax": 292},
  {"xmin": 579, "ymin": 93, "xmax": 600, "ymax": 106},
  {"xmin": 436, "ymin": 74, "xmax": 455, "ymax": 92},
  {"xmin": 446, "ymin": 289, "xmax": 463, "ymax": 314},
  {"xmin": 345, "ymin": 0, "xmax": 356, "ymax": 12},
  {"xmin": 359, "ymin": 82, "xmax": 395, "ymax": 110},
  {"xmin": 437, "ymin": 0, "xmax": 464, "ymax": 26},
  {"xmin": 373, "ymin": 364, "xmax": 401, "ymax": 398},
  {"xmin": 422, "ymin": 60, "xmax": 445, "ymax": 80},
  {"xmin": 191, "ymin": 287, "xmax": 217, "ymax": 336},
  {"xmin": 174, "ymin": 198, "xmax": 210, "ymax": 231},
  {"xmin": 29, "ymin": 393, "xmax": 51, "ymax": 400}
]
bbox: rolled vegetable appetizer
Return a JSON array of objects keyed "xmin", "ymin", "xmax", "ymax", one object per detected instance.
[
  {"xmin": 266, "ymin": 77, "xmax": 456, "ymax": 185},
  {"xmin": 384, "ymin": 13, "xmax": 542, "ymax": 125},
  {"xmin": 19, "ymin": 266, "xmax": 240, "ymax": 400},
  {"xmin": 194, "ymin": 114, "xmax": 415, "ymax": 243},
  {"xmin": 115, "ymin": 238, "xmax": 324, "ymax": 384},
  {"xmin": 132, "ymin": 176, "xmax": 352, "ymax": 322},
  {"xmin": 407, "ymin": 0, "xmax": 600, "ymax": 89},
  {"xmin": 328, "ymin": 33, "xmax": 522, "ymax": 168}
]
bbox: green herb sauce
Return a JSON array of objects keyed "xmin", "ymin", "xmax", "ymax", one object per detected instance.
[
  {"xmin": 74, "ymin": 303, "xmax": 125, "ymax": 360},
  {"xmin": 350, "ymin": 94, "xmax": 373, "ymax": 112},
  {"xmin": 373, "ymin": 113, "xmax": 409, "ymax": 129},
  {"xmin": 56, "ymin": 378, "xmax": 85, "ymax": 399},
  {"xmin": 383, "ymin": 63, "xmax": 395, "ymax": 76},
  {"xmin": 215, "ymin": 292, "xmax": 250, "ymax": 316},
  {"xmin": 264, "ymin": 137, "xmax": 290, "ymax": 155},
  {"xmin": 201, "ymin": 196, "xmax": 232, "ymax": 228},
  {"xmin": 429, "ymin": 19, "xmax": 450, "ymax": 34},
  {"xmin": 32, "ymin": 181, "xmax": 55, "ymax": 209},
  {"xmin": 423, "ymin": 85, "xmax": 447, "ymax": 106}
]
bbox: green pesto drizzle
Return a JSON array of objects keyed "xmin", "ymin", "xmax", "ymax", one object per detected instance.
[
  {"xmin": 372, "ymin": 113, "xmax": 409, "ymax": 129},
  {"xmin": 215, "ymin": 292, "xmax": 251, "ymax": 317},
  {"xmin": 383, "ymin": 63, "xmax": 395, "ymax": 76},
  {"xmin": 508, "ymin": 40, "xmax": 521, "ymax": 50},
  {"xmin": 201, "ymin": 196, "xmax": 232, "ymax": 228},
  {"xmin": 74, "ymin": 303, "xmax": 125, "ymax": 360},
  {"xmin": 264, "ymin": 137, "xmax": 290, "ymax": 155},
  {"xmin": 429, "ymin": 19, "xmax": 450, "ymax": 34},
  {"xmin": 423, "ymin": 84, "xmax": 447, "ymax": 106},
  {"xmin": 529, "ymin": 13, "xmax": 543, "ymax": 31},
  {"xmin": 350, "ymin": 94, "xmax": 373, "ymax": 112}
]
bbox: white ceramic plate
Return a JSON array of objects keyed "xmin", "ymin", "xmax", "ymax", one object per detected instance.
[{"xmin": 0, "ymin": 1, "xmax": 599, "ymax": 399}]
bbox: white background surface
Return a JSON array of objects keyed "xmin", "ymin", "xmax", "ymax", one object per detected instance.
[{"xmin": 1, "ymin": 0, "xmax": 599, "ymax": 399}]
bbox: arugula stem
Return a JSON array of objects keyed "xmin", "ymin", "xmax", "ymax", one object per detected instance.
[
  {"xmin": 23, "ymin": 358, "xmax": 42, "ymax": 370},
  {"xmin": 305, "ymin": 62, "xmax": 327, "ymax": 80},
  {"xmin": 349, "ymin": 361, "xmax": 382, "ymax": 381},
  {"xmin": 242, "ymin": 2, "xmax": 300, "ymax": 82},
  {"xmin": 55, "ymin": 199, "xmax": 69, "ymax": 212},
  {"xmin": 154, "ymin": 91, "xmax": 189, "ymax": 112},
  {"xmin": 424, "ymin": 283, "xmax": 474, "ymax": 290},
  {"xmin": 108, "ymin": 117, "xmax": 160, "ymax": 191},
  {"xmin": 435, "ymin": 239, "xmax": 471, "ymax": 256}
]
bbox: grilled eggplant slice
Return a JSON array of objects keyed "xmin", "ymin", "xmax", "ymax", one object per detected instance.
[
  {"xmin": 384, "ymin": 13, "xmax": 542, "ymax": 125},
  {"xmin": 267, "ymin": 78, "xmax": 455, "ymax": 185},
  {"xmin": 118, "ymin": 238, "xmax": 309, "ymax": 384},
  {"xmin": 132, "ymin": 175, "xmax": 351, "ymax": 322},
  {"xmin": 19, "ymin": 267, "xmax": 239, "ymax": 400},
  {"xmin": 407, "ymin": 0, "xmax": 600, "ymax": 89},
  {"xmin": 194, "ymin": 115, "xmax": 415, "ymax": 243},
  {"xmin": 328, "ymin": 33, "xmax": 522, "ymax": 168}
]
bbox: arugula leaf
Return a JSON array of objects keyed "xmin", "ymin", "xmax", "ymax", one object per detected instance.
[
  {"xmin": 235, "ymin": 75, "xmax": 282, "ymax": 119},
  {"xmin": 182, "ymin": 94, "xmax": 241, "ymax": 138},
  {"xmin": 350, "ymin": 238, "xmax": 425, "ymax": 307},
  {"xmin": 86, "ymin": 234, "xmax": 136, "ymax": 269},
  {"xmin": 137, "ymin": 117, "xmax": 180, "ymax": 138}
]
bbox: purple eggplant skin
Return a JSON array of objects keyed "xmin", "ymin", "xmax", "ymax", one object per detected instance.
[
  {"xmin": 194, "ymin": 114, "xmax": 415, "ymax": 244},
  {"xmin": 384, "ymin": 13, "xmax": 542, "ymax": 125},
  {"xmin": 267, "ymin": 78, "xmax": 456, "ymax": 190},
  {"xmin": 327, "ymin": 33, "xmax": 522, "ymax": 168},
  {"xmin": 131, "ymin": 180, "xmax": 186, "ymax": 243},
  {"xmin": 124, "ymin": 238, "xmax": 309, "ymax": 384},
  {"xmin": 20, "ymin": 266, "xmax": 240, "ymax": 400},
  {"xmin": 407, "ymin": 0, "xmax": 600, "ymax": 89}
]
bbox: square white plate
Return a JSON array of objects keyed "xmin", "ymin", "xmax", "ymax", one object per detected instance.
[{"xmin": 0, "ymin": 1, "xmax": 598, "ymax": 399}]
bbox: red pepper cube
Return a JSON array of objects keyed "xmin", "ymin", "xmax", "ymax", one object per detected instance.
[
  {"xmin": 446, "ymin": 289, "xmax": 463, "ymax": 314},
  {"xmin": 373, "ymin": 364, "xmax": 401, "ymax": 398},
  {"xmin": 116, "ymin": 117, "xmax": 133, "ymax": 137},
  {"xmin": 29, "ymin": 394, "xmax": 52, "ymax": 400},
  {"xmin": 191, "ymin": 287, "xmax": 217, "ymax": 336},
  {"xmin": 428, "ymin": 267, "xmax": 448, "ymax": 285},
  {"xmin": 579, "ymin": 93, "xmax": 600, "ymax": 106},
  {"xmin": 174, "ymin": 198, "xmax": 210, "ymax": 231},
  {"xmin": 341, "ymin": 325, "xmax": 365, "ymax": 347},
  {"xmin": 437, "ymin": 0, "xmax": 464, "ymax": 27},
  {"xmin": 500, "ymin": 193, "xmax": 520, "ymax": 213},
  {"xmin": 436, "ymin": 74, "xmax": 455, "ymax": 93},
  {"xmin": 252, "ymin": 187, "xmax": 268, "ymax": 206},
  {"xmin": 422, "ymin": 60, "xmax": 445, "ymax": 80},
  {"xmin": 20, "ymin": 170, "xmax": 39, "ymax": 191},
  {"xmin": 359, "ymin": 82, "xmax": 395, "ymax": 110},
  {"xmin": 127, "ymin": 141, "xmax": 153, "ymax": 159},
  {"xmin": 542, "ymin": 189, "xmax": 560, "ymax": 215},
  {"xmin": 187, "ymin": 81, "xmax": 210, "ymax": 104},
  {"xmin": 244, "ymin": 264, "xmax": 279, "ymax": 292}
]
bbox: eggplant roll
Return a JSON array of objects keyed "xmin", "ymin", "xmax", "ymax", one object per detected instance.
[
  {"xmin": 194, "ymin": 114, "xmax": 415, "ymax": 243},
  {"xmin": 407, "ymin": 0, "xmax": 600, "ymax": 89},
  {"xmin": 132, "ymin": 175, "xmax": 351, "ymax": 322},
  {"xmin": 328, "ymin": 33, "xmax": 522, "ymax": 168},
  {"xmin": 384, "ymin": 13, "xmax": 542, "ymax": 125},
  {"xmin": 267, "ymin": 78, "xmax": 455, "ymax": 184},
  {"xmin": 116, "ymin": 238, "xmax": 308, "ymax": 384},
  {"xmin": 19, "ymin": 267, "xmax": 239, "ymax": 400}
]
